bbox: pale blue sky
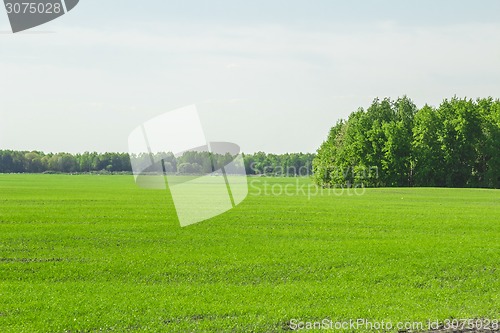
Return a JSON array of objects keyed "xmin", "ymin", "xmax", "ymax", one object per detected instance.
[{"xmin": 1, "ymin": 1, "xmax": 500, "ymax": 153}]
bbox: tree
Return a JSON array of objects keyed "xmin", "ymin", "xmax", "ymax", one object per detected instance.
[
  {"xmin": 315, "ymin": 96, "xmax": 500, "ymax": 189},
  {"xmin": 412, "ymin": 105, "xmax": 445, "ymax": 186}
]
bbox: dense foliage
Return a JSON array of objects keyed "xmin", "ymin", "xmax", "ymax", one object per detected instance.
[
  {"xmin": 313, "ymin": 96, "xmax": 500, "ymax": 188},
  {"xmin": 0, "ymin": 150, "xmax": 314, "ymax": 176}
]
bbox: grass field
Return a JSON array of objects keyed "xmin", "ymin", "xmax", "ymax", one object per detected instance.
[{"xmin": 0, "ymin": 174, "xmax": 499, "ymax": 332}]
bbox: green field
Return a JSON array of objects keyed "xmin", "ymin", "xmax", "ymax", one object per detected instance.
[{"xmin": 0, "ymin": 174, "xmax": 499, "ymax": 332}]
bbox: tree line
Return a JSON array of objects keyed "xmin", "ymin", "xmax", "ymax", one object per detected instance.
[
  {"xmin": 0, "ymin": 151, "xmax": 132, "ymax": 173},
  {"xmin": 313, "ymin": 96, "xmax": 500, "ymax": 188},
  {"xmin": 0, "ymin": 150, "xmax": 314, "ymax": 176}
]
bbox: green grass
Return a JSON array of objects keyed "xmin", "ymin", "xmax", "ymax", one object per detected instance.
[{"xmin": 0, "ymin": 174, "xmax": 499, "ymax": 332}]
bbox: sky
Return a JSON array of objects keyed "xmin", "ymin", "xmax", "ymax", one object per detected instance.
[{"xmin": 1, "ymin": 0, "xmax": 500, "ymax": 154}]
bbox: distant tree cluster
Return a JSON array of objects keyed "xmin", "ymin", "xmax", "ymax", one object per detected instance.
[
  {"xmin": 130, "ymin": 151, "xmax": 245, "ymax": 174},
  {"xmin": 314, "ymin": 96, "xmax": 500, "ymax": 188},
  {"xmin": 244, "ymin": 152, "xmax": 315, "ymax": 176},
  {"xmin": 0, "ymin": 151, "xmax": 131, "ymax": 173},
  {"xmin": 0, "ymin": 150, "xmax": 315, "ymax": 176}
]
